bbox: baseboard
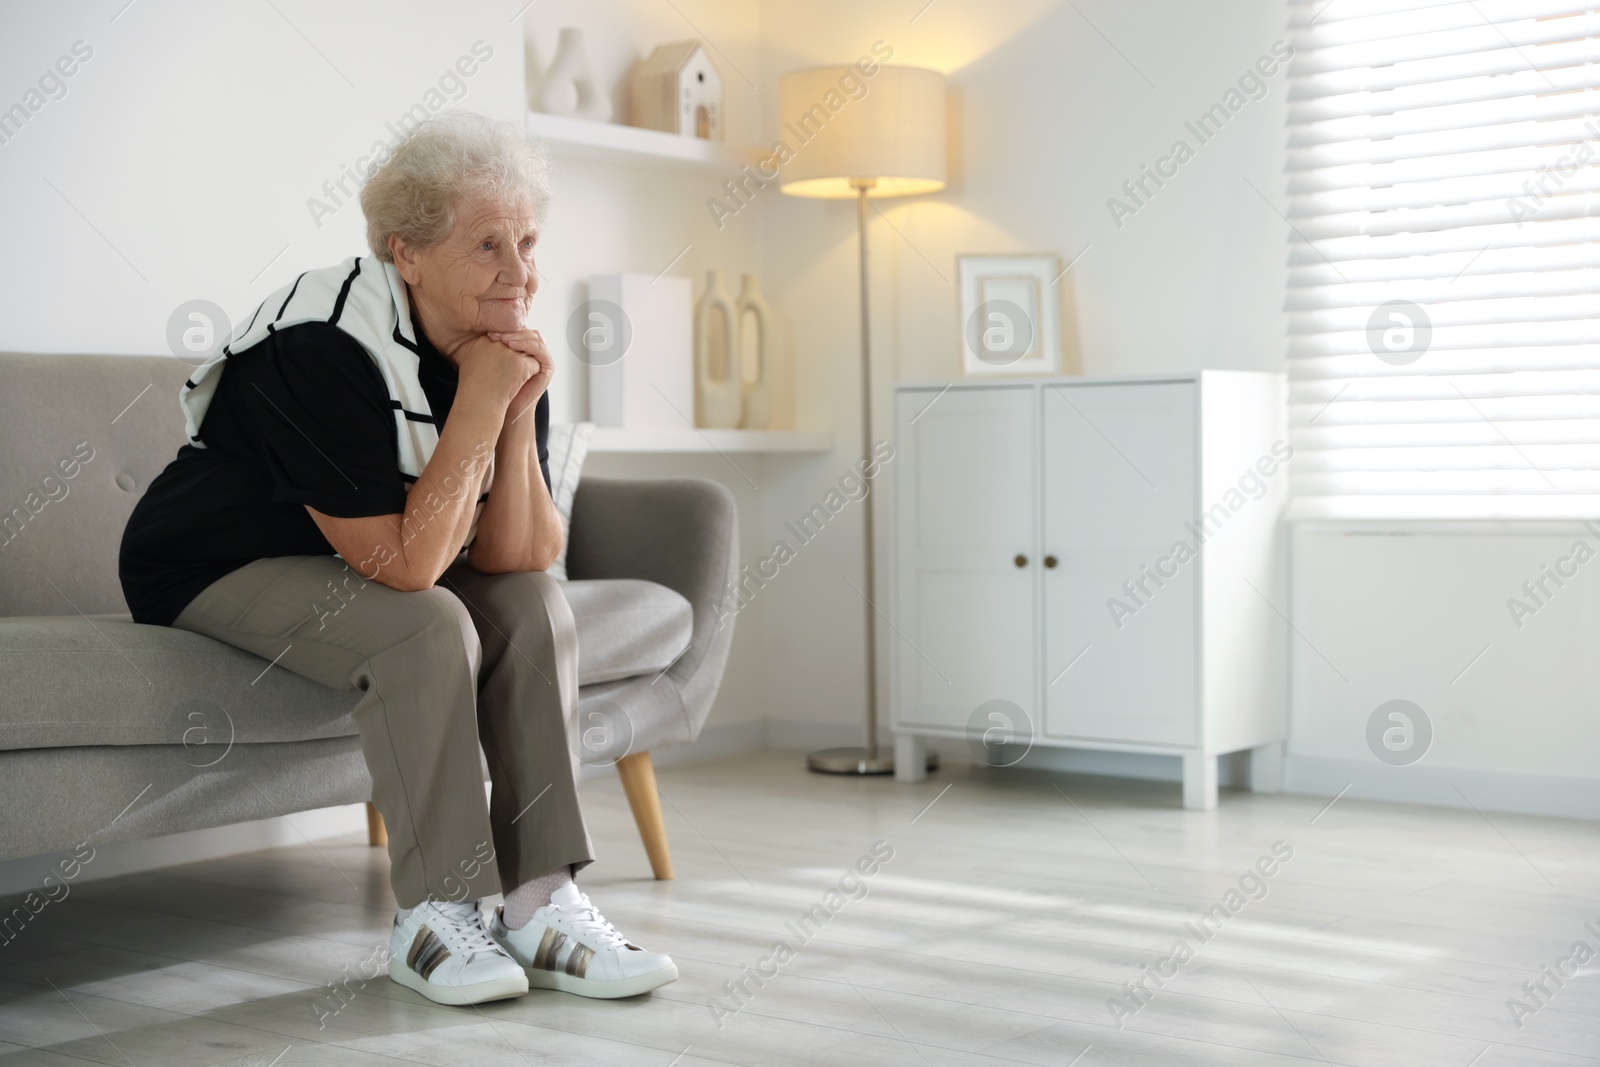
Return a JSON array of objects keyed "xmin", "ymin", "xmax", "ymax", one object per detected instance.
[
  {"xmin": 760, "ymin": 718, "xmax": 1597, "ymax": 818},
  {"xmin": 1283, "ymin": 756, "xmax": 1600, "ymax": 822},
  {"xmin": 764, "ymin": 717, "xmax": 874, "ymax": 753},
  {"xmin": 0, "ymin": 803, "xmax": 368, "ymax": 897},
  {"xmin": 648, "ymin": 717, "xmax": 767, "ymax": 768},
  {"xmin": 760, "ymin": 719, "xmax": 1255, "ymax": 786},
  {"xmin": 574, "ymin": 717, "xmax": 769, "ymax": 782}
]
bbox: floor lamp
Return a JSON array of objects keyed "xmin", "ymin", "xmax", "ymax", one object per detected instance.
[{"xmin": 778, "ymin": 65, "xmax": 947, "ymax": 775}]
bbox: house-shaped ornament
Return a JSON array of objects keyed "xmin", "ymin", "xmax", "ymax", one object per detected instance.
[{"xmin": 631, "ymin": 41, "xmax": 722, "ymax": 140}]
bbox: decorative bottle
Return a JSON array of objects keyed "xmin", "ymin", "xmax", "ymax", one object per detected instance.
[
  {"xmin": 736, "ymin": 273, "xmax": 773, "ymax": 429},
  {"xmin": 695, "ymin": 270, "xmax": 742, "ymax": 429}
]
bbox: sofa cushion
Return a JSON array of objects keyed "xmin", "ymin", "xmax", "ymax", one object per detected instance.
[
  {"xmin": 0, "ymin": 616, "xmax": 364, "ymax": 752},
  {"xmin": 561, "ymin": 578, "xmax": 693, "ymax": 686},
  {"xmin": 0, "ymin": 578, "xmax": 692, "ymax": 751}
]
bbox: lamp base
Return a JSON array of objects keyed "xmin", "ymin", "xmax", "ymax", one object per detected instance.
[{"xmin": 805, "ymin": 746, "xmax": 939, "ymax": 776}]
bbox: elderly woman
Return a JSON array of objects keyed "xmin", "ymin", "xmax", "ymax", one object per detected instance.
[{"xmin": 117, "ymin": 112, "xmax": 674, "ymax": 1007}]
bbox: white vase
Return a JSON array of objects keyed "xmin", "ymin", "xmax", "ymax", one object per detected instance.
[
  {"xmin": 695, "ymin": 270, "xmax": 741, "ymax": 429},
  {"xmin": 523, "ymin": 36, "xmax": 544, "ymax": 112},
  {"xmin": 536, "ymin": 28, "xmax": 612, "ymax": 122},
  {"xmin": 736, "ymin": 273, "xmax": 773, "ymax": 429}
]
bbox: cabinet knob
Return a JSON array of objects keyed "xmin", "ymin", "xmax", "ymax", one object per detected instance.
[
  {"xmin": 1044, "ymin": 554, "xmax": 1058, "ymax": 569},
  {"xmin": 1014, "ymin": 554, "xmax": 1028, "ymax": 568}
]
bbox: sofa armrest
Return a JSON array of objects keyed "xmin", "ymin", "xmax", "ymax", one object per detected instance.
[{"xmin": 565, "ymin": 478, "xmax": 739, "ymax": 728}]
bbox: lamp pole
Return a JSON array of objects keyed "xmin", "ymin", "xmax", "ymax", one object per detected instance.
[
  {"xmin": 779, "ymin": 64, "xmax": 946, "ymax": 779},
  {"xmin": 807, "ymin": 179, "xmax": 924, "ymax": 776},
  {"xmin": 854, "ymin": 179, "xmax": 881, "ymax": 765}
]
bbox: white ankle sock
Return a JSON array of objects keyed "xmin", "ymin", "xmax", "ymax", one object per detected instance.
[{"xmin": 501, "ymin": 865, "xmax": 573, "ymax": 930}]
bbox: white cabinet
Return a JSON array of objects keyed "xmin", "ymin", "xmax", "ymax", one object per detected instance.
[{"xmin": 889, "ymin": 373, "xmax": 1288, "ymax": 810}]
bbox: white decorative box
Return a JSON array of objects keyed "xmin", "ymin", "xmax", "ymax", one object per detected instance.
[{"xmin": 583, "ymin": 273, "xmax": 693, "ymax": 430}]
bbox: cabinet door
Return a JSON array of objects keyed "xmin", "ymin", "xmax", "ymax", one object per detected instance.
[
  {"xmin": 893, "ymin": 387, "xmax": 1036, "ymax": 734},
  {"xmin": 1042, "ymin": 382, "xmax": 1197, "ymax": 745}
]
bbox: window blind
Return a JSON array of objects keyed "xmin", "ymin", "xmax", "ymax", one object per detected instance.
[{"xmin": 1286, "ymin": 0, "xmax": 1600, "ymax": 518}]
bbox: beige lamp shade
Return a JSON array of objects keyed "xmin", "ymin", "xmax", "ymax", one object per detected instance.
[{"xmin": 777, "ymin": 65, "xmax": 946, "ymax": 199}]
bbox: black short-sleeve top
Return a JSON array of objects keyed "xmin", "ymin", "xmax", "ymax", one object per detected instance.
[{"xmin": 118, "ymin": 321, "xmax": 550, "ymax": 626}]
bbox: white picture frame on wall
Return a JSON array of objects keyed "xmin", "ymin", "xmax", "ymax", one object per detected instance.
[{"xmin": 958, "ymin": 254, "xmax": 1061, "ymax": 377}]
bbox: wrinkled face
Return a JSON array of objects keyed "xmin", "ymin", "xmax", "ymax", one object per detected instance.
[{"xmin": 400, "ymin": 191, "xmax": 539, "ymax": 342}]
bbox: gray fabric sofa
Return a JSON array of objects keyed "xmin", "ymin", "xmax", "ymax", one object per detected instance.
[{"xmin": 0, "ymin": 352, "xmax": 737, "ymax": 879}]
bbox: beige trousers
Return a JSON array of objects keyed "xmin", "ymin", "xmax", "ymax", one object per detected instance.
[{"xmin": 172, "ymin": 553, "xmax": 593, "ymax": 908}]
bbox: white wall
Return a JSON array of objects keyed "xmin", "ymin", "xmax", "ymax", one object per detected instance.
[
  {"xmin": 1289, "ymin": 524, "xmax": 1600, "ymax": 820},
  {"xmin": 0, "ymin": 1, "xmax": 528, "ymax": 353},
  {"xmin": 751, "ymin": 0, "xmax": 1293, "ymax": 741}
]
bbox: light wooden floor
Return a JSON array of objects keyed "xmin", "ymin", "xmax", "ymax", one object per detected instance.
[{"xmin": 1, "ymin": 752, "xmax": 1597, "ymax": 1066}]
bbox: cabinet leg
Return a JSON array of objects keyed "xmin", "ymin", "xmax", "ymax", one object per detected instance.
[
  {"xmin": 1249, "ymin": 741, "xmax": 1285, "ymax": 794},
  {"xmin": 1182, "ymin": 752, "xmax": 1217, "ymax": 811},
  {"xmin": 894, "ymin": 734, "xmax": 928, "ymax": 783}
]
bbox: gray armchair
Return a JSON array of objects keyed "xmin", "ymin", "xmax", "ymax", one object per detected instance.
[{"xmin": 0, "ymin": 352, "xmax": 738, "ymax": 881}]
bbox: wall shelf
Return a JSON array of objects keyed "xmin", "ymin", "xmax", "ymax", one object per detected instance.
[
  {"xmin": 525, "ymin": 112, "xmax": 780, "ymax": 453},
  {"xmin": 525, "ymin": 111, "xmax": 752, "ymax": 171},
  {"xmin": 589, "ymin": 427, "xmax": 831, "ymax": 454}
]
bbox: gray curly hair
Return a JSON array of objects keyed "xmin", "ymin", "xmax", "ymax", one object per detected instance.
[{"xmin": 360, "ymin": 110, "xmax": 552, "ymax": 263}]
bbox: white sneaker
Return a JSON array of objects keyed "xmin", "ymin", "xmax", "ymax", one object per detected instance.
[
  {"xmin": 487, "ymin": 883, "xmax": 678, "ymax": 999},
  {"xmin": 388, "ymin": 900, "xmax": 529, "ymax": 1006}
]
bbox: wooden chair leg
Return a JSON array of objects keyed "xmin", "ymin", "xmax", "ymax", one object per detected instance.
[
  {"xmin": 616, "ymin": 751, "xmax": 673, "ymax": 880},
  {"xmin": 366, "ymin": 802, "xmax": 387, "ymax": 848}
]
